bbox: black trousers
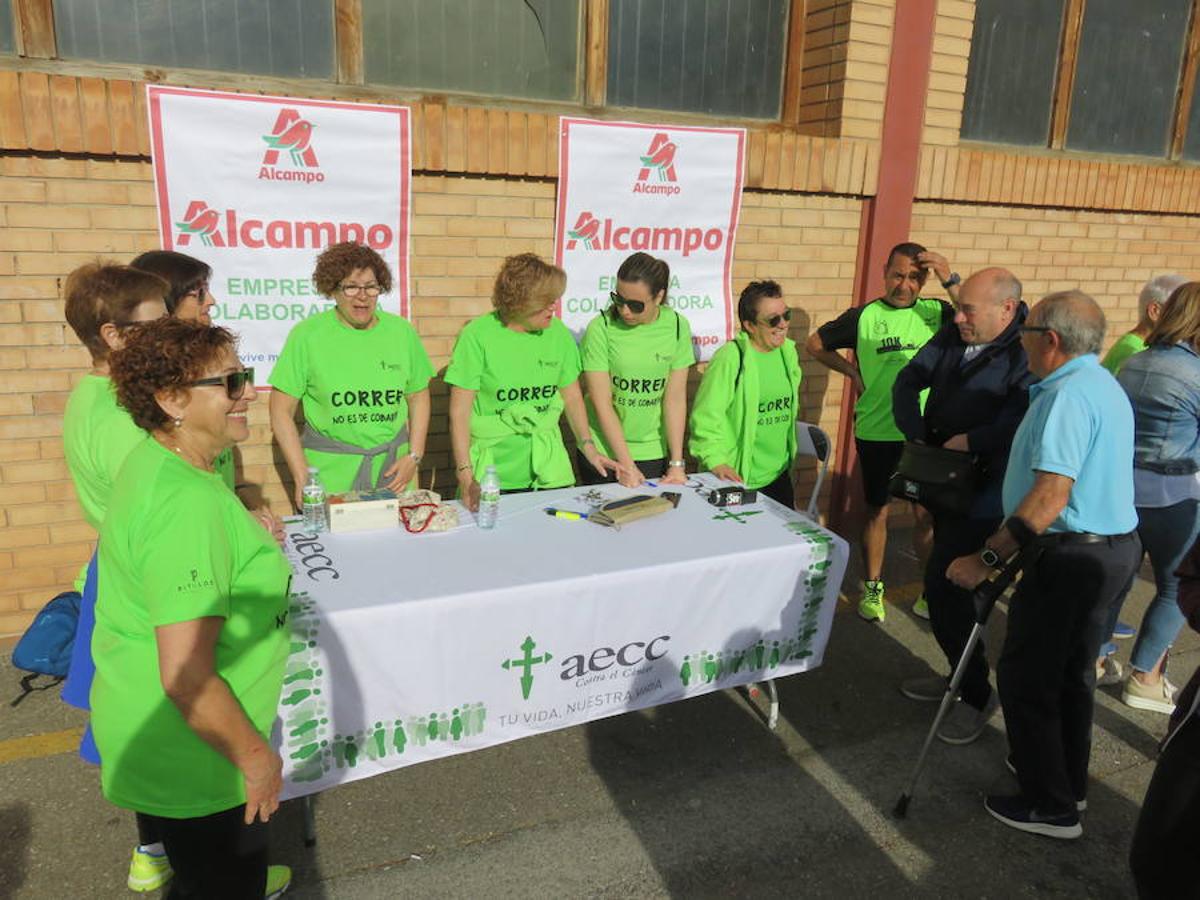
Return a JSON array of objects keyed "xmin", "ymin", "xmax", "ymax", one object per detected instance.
[
  {"xmin": 925, "ymin": 513, "xmax": 1001, "ymax": 710},
  {"xmin": 998, "ymin": 535, "xmax": 1141, "ymax": 814},
  {"xmin": 1131, "ymin": 713, "xmax": 1200, "ymax": 899},
  {"xmin": 138, "ymin": 805, "xmax": 269, "ymax": 899},
  {"xmin": 755, "ymin": 467, "xmax": 795, "ymax": 511},
  {"xmin": 576, "ymin": 450, "xmax": 668, "ymax": 485}
]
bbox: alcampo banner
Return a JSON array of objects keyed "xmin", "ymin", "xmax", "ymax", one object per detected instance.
[
  {"xmin": 554, "ymin": 118, "xmax": 745, "ymax": 362},
  {"xmin": 148, "ymin": 86, "xmax": 411, "ymax": 380}
]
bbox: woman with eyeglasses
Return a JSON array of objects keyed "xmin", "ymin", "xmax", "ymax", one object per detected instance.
[
  {"xmin": 270, "ymin": 241, "xmax": 433, "ymax": 509},
  {"xmin": 132, "ymin": 250, "xmax": 281, "ymax": 541},
  {"xmin": 96, "ymin": 317, "xmax": 292, "ymax": 898},
  {"xmin": 689, "ymin": 280, "xmax": 803, "ymax": 509},
  {"xmin": 579, "ymin": 252, "xmax": 694, "ymax": 487},
  {"xmin": 446, "ymin": 253, "xmax": 617, "ymax": 511}
]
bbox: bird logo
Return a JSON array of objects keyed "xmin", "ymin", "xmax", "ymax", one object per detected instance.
[
  {"xmin": 566, "ymin": 211, "xmax": 601, "ymax": 251},
  {"xmin": 637, "ymin": 133, "xmax": 678, "ymax": 183},
  {"xmin": 262, "ymin": 109, "xmax": 319, "ymax": 168},
  {"xmin": 174, "ymin": 201, "xmax": 222, "ymax": 247}
]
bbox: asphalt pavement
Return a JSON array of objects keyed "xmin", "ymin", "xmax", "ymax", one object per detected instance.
[{"xmin": 0, "ymin": 529, "xmax": 1185, "ymax": 899}]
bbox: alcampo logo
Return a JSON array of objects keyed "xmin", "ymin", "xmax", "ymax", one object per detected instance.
[
  {"xmin": 634, "ymin": 133, "xmax": 680, "ymax": 196},
  {"xmin": 260, "ymin": 108, "xmax": 324, "ymax": 184},
  {"xmin": 565, "ymin": 210, "xmax": 723, "ymax": 258},
  {"xmin": 174, "ymin": 200, "xmax": 395, "ymax": 251},
  {"xmin": 501, "ymin": 635, "xmax": 553, "ymax": 700}
]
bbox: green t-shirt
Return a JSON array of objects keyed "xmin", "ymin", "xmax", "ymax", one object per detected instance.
[
  {"xmin": 271, "ymin": 309, "xmax": 434, "ymax": 494},
  {"xmin": 747, "ymin": 346, "xmax": 795, "ymax": 488},
  {"xmin": 1101, "ymin": 332, "xmax": 1146, "ymax": 375},
  {"xmin": 92, "ymin": 439, "xmax": 292, "ymax": 818},
  {"xmin": 818, "ymin": 297, "xmax": 949, "ymax": 441},
  {"xmin": 62, "ymin": 375, "xmax": 147, "ymax": 531},
  {"xmin": 444, "ymin": 312, "xmax": 581, "ymax": 489},
  {"xmin": 580, "ymin": 307, "xmax": 695, "ymax": 461},
  {"xmin": 214, "ymin": 447, "xmax": 236, "ymax": 491}
]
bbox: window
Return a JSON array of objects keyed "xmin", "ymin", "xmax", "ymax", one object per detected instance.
[
  {"xmin": 362, "ymin": 0, "xmax": 583, "ymax": 102},
  {"xmin": 1065, "ymin": 0, "xmax": 1190, "ymax": 157},
  {"xmin": 0, "ymin": 0, "xmax": 13, "ymax": 55},
  {"xmin": 606, "ymin": 0, "xmax": 788, "ymax": 119},
  {"xmin": 53, "ymin": 0, "xmax": 334, "ymax": 79},
  {"xmin": 961, "ymin": 0, "xmax": 1200, "ymax": 159},
  {"xmin": 960, "ymin": 0, "xmax": 1064, "ymax": 147}
]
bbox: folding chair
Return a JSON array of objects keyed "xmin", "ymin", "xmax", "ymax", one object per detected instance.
[{"xmin": 750, "ymin": 421, "xmax": 834, "ymax": 730}]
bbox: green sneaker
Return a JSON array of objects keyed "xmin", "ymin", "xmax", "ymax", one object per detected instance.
[
  {"xmin": 127, "ymin": 846, "xmax": 172, "ymax": 893},
  {"xmin": 912, "ymin": 594, "xmax": 930, "ymax": 620},
  {"xmin": 858, "ymin": 580, "xmax": 886, "ymax": 622},
  {"xmin": 265, "ymin": 865, "xmax": 292, "ymax": 899}
]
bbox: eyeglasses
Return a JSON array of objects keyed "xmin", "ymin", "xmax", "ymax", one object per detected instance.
[
  {"xmin": 758, "ymin": 308, "xmax": 793, "ymax": 328},
  {"xmin": 189, "ymin": 367, "xmax": 255, "ymax": 399},
  {"xmin": 339, "ymin": 283, "xmax": 382, "ymax": 297},
  {"xmin": 1019, "ymin": 325, "xmax": 1053, "ymax": 335},
  {"xmin": 610, "ymin": 291, "xmax": 646, "ymax": 314}
]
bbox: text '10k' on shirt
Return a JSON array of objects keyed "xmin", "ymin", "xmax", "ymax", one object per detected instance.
[
  {"xmin": 580, "ymin": 306, "xmax": 695, "ymax": 461},
  {"xmin": 817, "ymin": 296, "xmax": 952, "ymax": 441},
  {"xmin": 271, "ymin": 309, "xmax": 434, "ymax": 493},
  {"xmin": 444, "ymin": 312, "xmax": 582, "ymax": 489},
  {"xmin": 748, "ymin": 346, "xmax": 796, "ymax": 488},
  {"xmin": 92, "ymin": 438, "xmax": 293, "ymax": 818}
]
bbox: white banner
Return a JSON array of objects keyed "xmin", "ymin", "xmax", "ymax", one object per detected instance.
[
  {"xmin": 273, "ymin": 477, "xmax": 847, "ymax": 798},
  {"xmin": 554, "ymin": 118, "xmax": 745, "ymax": 362},
  {"xmin": 147, "ymin": 86, "xmax": 411, "ymax": 380}
]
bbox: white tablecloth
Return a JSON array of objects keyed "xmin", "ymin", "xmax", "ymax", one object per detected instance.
[{"xmin": 275, "ymin": 474, "xmax": 848, "ymax": 799}]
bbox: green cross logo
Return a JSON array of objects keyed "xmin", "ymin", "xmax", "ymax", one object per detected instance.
[
  {"xmin": 501, "ymin": 635, "xmax": 553, "ymax": 700},
  {"xmin": 712, "ymin": 509, "xmax": 762, "ymax": 525}
]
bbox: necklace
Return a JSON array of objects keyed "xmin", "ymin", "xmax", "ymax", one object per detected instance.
[{"xmin": 153, "ymin": 432, "xmax": 213, "ymax": 472}]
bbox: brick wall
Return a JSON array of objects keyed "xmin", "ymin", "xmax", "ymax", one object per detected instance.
[
  {"xmin": 910, "ymin": 202, "xmax": 1200, "ymax": 340},
  {"xmin": 0, "ymin": 156, "xmax": 863, "ymax": 636},
  {"xmin": 922, "ymin": 0, "xmax": 974, "ymax": 147}
]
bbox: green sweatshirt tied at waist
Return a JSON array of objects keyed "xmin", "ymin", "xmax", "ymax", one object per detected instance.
[{"xmin": 468, "ymin": 394, "xmax": 574, "ymax": 489}]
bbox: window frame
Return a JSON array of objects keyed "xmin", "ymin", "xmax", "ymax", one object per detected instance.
[{"xmin": 13, "ymin": 0, "xmax": 809, "ymax": 129}]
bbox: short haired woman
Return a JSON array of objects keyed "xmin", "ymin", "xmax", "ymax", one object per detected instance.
[
  {"xmin": 99, "ymin": 317, "xmax": 292, "ymax": 897},
  {"xmin": 270, "ymin": 241, "xmax": 433, "ymax": 508},
  {"xmin": 689, "ymin": 280, "xmax": 802, "ymax": 508},
  {"xmin": 446, "ymin": 253, "xmax": 616, "ymax": 510},
  {"xmin": 580, "ymin": 252, "xmax": 694, "ymax": 487}
]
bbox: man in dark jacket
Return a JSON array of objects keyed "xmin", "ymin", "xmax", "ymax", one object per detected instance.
[{"xmin": 892, "ymin": 267, "xmax": 1034, "ymax": 744}]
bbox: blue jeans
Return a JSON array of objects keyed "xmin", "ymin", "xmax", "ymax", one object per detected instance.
[{"xmin": 1129, "ymin": 499, "xmax": 1200, "ymax": 674}]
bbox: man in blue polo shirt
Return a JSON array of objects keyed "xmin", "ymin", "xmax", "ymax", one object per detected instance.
[{"xmin": 947, "ymin": 290, "xmax": 1140, "ymax": 840}]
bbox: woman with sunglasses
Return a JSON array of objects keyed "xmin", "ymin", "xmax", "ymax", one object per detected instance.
[
  {"xmin": 447, "ymin": 253, "xmax": 617, "ymax": 510},
  {"xmin": 132, "ymin": 250, "xmax": 281, "ymax": 540},
  {"xmin": 690, "ymin": 280, "xmax": 802, "ymax": 508},
  {"xmin": 270, "ymin": 241, "xmax": 433, "ymax": 509},
  {"xmin": 95, "ymin": 317, "xmax": 292, "ymax": 898},
  {"xmin": 579, "ymin": 252, "xmax": 694, "ymax": 487}
]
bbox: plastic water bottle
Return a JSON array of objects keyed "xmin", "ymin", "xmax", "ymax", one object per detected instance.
[
  {"xmin": 478, "ymin": 465, "xmax": 500, "ymax": 530},
  {"xmin": 301, "ymin": 467, "xmax": 328, "ymax": 535}
]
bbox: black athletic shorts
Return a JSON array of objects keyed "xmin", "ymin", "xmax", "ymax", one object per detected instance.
[{"xmin": 855, "ymin": 438, "xmax": 904, "ymax": 508}]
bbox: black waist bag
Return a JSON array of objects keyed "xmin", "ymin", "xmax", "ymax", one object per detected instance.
[{"xmin": 887, "ymin": 442, "xmax": 979, "ymax": 516}]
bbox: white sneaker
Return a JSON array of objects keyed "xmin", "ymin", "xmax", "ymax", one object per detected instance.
[{"xmin": 1121, "ymin": 675, "xmax": 1176, "ymax": 714}]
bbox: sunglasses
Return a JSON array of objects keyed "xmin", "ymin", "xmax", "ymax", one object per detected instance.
[
  {"xmin": 609, "ymin": 291, "xmax": 646, "ymax": 314},
  {"xmin": 189, "ymin": 367, "xmax": 255, "ymax": 399},
  {"xmin": 758, "ymin": 308, "xmax": 793, "ymax": 328}
]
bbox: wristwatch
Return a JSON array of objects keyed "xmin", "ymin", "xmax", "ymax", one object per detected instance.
[
  {"xmin": 941, "ymin": 272, "xmax": 961, "ymax": 289},
  {"xmin": 409, "ymin": 451, "xmax": 423, "ymax": 464},
  {"xmin": 979, "ymin": 546, "xmax": 1002, "ymax": 568}
]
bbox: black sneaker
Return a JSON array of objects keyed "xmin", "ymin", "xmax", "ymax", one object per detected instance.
[
  {"xmin": 1002, "ymin": 755, "xmax": 1086, "ymax": 811},
  {"xmin": 984, "ymin": 794, "xmax": 1082, "ymax": 839}
]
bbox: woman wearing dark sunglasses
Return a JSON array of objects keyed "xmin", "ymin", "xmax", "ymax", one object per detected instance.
[
  {"xmin": 579, "ymin": 252, "xmax": 695, "ymax": 487},
  {"xmin": 690, "ymin": 280, "xmax": 803, "ymax": 509},
  {"xmin": 94, "ymin": 317, "xmax": 292, "ymax": 898}
]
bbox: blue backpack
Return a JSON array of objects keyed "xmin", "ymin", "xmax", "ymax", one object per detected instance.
[{"xmin": 11, "ymin": 591, "xmax": 80, "ymax": 706}]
